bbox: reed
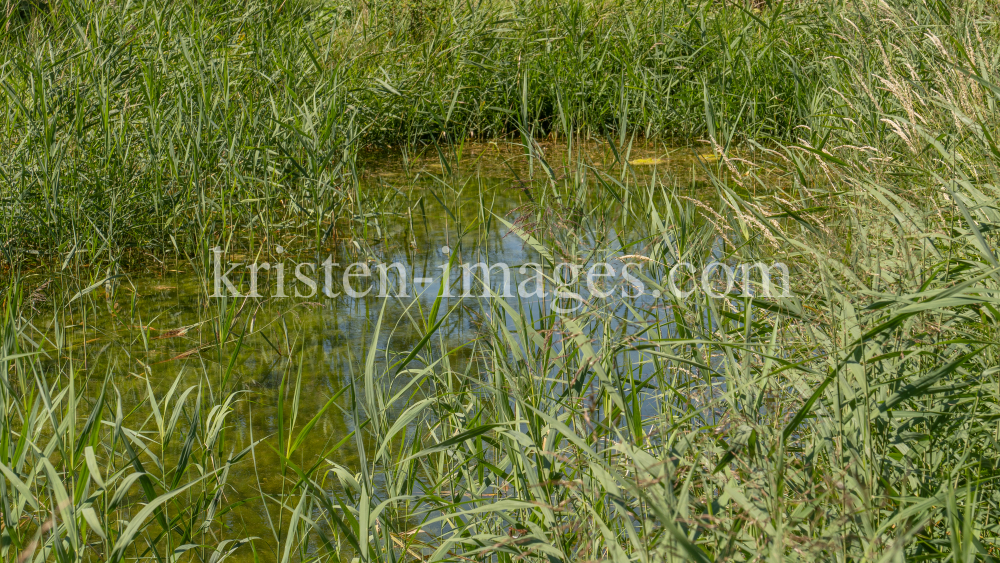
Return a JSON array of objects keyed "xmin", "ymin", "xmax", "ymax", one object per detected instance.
[
  {"xmin": 0, "ymin": 0, "xmax": 830, "ymax": 258},
  {"xmin": 2, "ymin": 0, "xmax": 1000, "ymax": 561}
]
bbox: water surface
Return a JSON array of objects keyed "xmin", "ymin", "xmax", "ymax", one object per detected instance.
[{"xmin": 20, "ymin": 142, "xmax": 721, "ymax": 561}]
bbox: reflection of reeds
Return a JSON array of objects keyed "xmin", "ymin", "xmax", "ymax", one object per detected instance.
[
  {"xmin": 151, "ymin": 327, "xmax": 189, "ymax": 340},
  {"xmin": 26, "ymin": 279, "xmax": 49, "ymax": 310},
  {"xmin": 16, "ymin": 510, "xmax": 56, "ymax": 563}
]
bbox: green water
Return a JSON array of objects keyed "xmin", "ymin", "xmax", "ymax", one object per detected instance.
[{"xmin": 15, "ymin": 143, "xmax": 713, "ymax": 561}]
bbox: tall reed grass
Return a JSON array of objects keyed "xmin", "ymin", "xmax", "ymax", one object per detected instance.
[
  {"xmin": 2, "ymin": 0, "xmax": 1000, "ymax": 561},
  {"xmin": 0, "ymin": 0, "xmax": 827, "ymax": 258}
]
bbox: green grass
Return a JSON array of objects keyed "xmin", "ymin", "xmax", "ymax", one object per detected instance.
[
  {"xmin": 0, "ymin": 0, "xmax": 825, "ymax": 258},
  {"xmin": 2, "ymin": 0, "xmax": 1000, "ymax": 561}
]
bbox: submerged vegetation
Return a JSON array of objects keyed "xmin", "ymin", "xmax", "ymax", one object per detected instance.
[{"xmin": 2, "ymin": 0, "xmax": 1000, "ymax": 561}]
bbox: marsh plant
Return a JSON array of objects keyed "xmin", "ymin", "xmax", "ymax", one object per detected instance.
[{"xmin": 2, "ymin": 0, "xmax": 1000, "ymax": 562}]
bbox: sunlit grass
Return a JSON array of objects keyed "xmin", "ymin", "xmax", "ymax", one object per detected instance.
[{"xmin": 2, "ymin": 0, "xmax": 1000, "ymax": 561}]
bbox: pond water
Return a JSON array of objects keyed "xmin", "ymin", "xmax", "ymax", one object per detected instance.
[{"xmin": 17, "ymin": 141, "xmax": 726, "ymax": 561}]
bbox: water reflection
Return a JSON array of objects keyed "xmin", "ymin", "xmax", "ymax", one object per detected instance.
[{"xmin": 34, "ymin": 143, "xmax": 726, "ymax": 561}]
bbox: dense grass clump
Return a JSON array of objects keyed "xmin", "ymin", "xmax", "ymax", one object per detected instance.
[
  {"xmin": 2, "ymin": 0, "xmax": 1000, "ymax": 562},
  {"xmin": 0, "ymin": 0, "xmax": 829, "ymax": 256}
]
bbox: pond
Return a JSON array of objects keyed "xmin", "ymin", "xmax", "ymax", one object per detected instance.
[{"xmin": 12, "ymin": 141, "xmax": 731, "ymax": 561}]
